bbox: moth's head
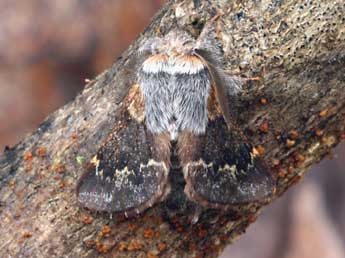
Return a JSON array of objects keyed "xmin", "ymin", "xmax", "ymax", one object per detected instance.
[
  {"xmin": 139, "ymin": 30, "xmax": 196, "ymax": 56},
  {"xmin": 163, "ymin": 29, "xmax": 195, "ymax": 56}
]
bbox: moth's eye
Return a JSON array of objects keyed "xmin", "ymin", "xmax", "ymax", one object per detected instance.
[{"xmin": 193, "ymin": 48, "xmax": 202, "ymax": 54}]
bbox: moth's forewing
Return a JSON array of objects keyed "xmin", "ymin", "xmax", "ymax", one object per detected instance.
[{"xmin": 76, "ymin": 88, "xmax": 170, "ymax": 216}]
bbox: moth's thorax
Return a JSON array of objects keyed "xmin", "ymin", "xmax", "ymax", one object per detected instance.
[
  {"xmin": 138, "ymin": 52, "xmax": 211, "ymax": 139},
  {"xmin": 141, "ymin": 53, "xmax": 207, "ymax": 75}
]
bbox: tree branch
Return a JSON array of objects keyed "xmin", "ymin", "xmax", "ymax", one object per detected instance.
[{"xmin": 1, "ymin": 0, "xmax": 345, "ymax": 257}]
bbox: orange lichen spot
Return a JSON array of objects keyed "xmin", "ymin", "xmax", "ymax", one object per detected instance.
[
  {"xmin": 289, "ymin": 130, "xmax": 299, "ymax": 140},
  {"xmin": 53, "ymin": 164, "xmax": 66, "ymax": 174},
  {"xmin": 127, "ymin": 240, "xmax": 143, "ymax": 251},
  {"xmin": 260, "ymin": 98, "xmax": 268, "ymax": 105},
  {"xmin": 100, "ymin": 225, "xmax": 111, "ymax": 238},
  {"xmin": 80, "ymin": 214, "xmax": 94, "ymax": 225},
  {"xmin": 23, "ymin": 151, "xmax": 33, "ymax": 161},
  {"xmin": 71, "ymin": 133, "xmax": 78, "ymax": 140},
  {"xmin": 53, "ymin": 175, "xmax": 61, "ymax": 180},
  {"xmin": 255, "ymin": 145, "xmax": 266, "ymax": 156},
  {"xmin": 319, "ymin": 109, "xmax": 328, "ymax": 117},
  {"xmin": 128, "ymin": 223, "xmax": 137, "ymax": 232},
  {"xmin": 95, "ymin": 240, "xmax": 110, "ymax": 253},
  {"xmin": 157, "ymin": 242, "xmax": 167, "ymax": 252},
  {"xmin": 315, "ymin": 129, "xmax": 324, "ymax": 137},
  {"xmin": 143, "ymin": 228, "xmax": 155, "ymax": 239},
  {"xmin": 286, "ymin": 139, "xmax": 296, "ymax": 148},
  {"xmin": 36, "ymin": 147, "xmax": 47, "ymax": 157},
  {"xmin": 259, "ymin": 120, "xmax": 269, "ymax": 133},
  {"xmin": 147, "ymin": 252, "xmax": 159, "ymax": 258},
  {"xmin": 13, "ymin": 211, "xmax": 21, "ymax": 219},
  {"xmin": 118, "ymin": 242, "xmax": 128, "ymax": 251},
  {"xmin": 22, "ymin": 232, "xmax": 32, "ymax": 238},
  {"xmin": 59, "ymin": 182, "xmax": 66, "ymax": 189}
]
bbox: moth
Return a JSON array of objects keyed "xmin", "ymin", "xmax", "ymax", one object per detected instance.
[{"xmin": 76, "ymin": 16, "xmax": 274, "ymax": 217}]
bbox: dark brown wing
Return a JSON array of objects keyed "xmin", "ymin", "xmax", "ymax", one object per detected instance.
[
  {"xmin": 76, "ymin": 85, "xmax": 171, "ymax": 217},
  {"xmin": 180, "ymin": 118, "xmax": 274, "ymax": 208}
]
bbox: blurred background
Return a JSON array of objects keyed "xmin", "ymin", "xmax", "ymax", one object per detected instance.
[{"xmin": 0, "ymin": 1, "xmax": 344, "ymax": 257}]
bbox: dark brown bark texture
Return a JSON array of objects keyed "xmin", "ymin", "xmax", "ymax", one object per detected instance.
[{"xmin": 1, "ymin": 0, "xmax": 345, "ymax": 257}]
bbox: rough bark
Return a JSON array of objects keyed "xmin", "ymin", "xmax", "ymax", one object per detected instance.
[{"xmin": 1, "ymin": 0, "xmax": 345, "ymax": 257}]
